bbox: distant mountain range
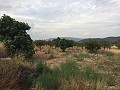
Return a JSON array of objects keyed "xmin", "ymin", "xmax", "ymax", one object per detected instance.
[
  {"xmin": 46, "ymin": 37, "xmax": 85, "ymax": 42},
  {"xmin": 46, "ymin": 36, "xmax": 120, "ymax": 42},
  {"xmin": 81, "ymin": 36, "xmax": 120, "ymax": 43}
]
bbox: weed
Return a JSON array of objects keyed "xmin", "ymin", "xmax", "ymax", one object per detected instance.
[
  {"xmin": 74, "ymin": 53, "xmax": 90, "ymax": 61},
  {"xmin": 60, "ymin": 60, "xmax": 80, "ymax": 79},
  {"xmin": 48, "ymin": 54, "xmax": 55, "ymax": 59},
  {"xmin": 83, "ymin": 66, "xmax": 102, "ymax": 83},
  {"xmin": 0, "ymin": 42, "xmax": 7, "ymax": 58},
  {"xmin": 35, "ymin": 61, "xmax": 52, "ymax": 75},
  {"xmin": 106, "ymin": 76, "xmax": 116, "ymax": 86},
  {"xmin": 112, "ymin": 66, "xmax": 120, "ymax": 72},
  {"xmin": 36, "ymin": 73, "xmax": 58, "ymax": 90},
  {"xmin": 99, "ymin": 51, "xmax": 115, "ymax": 57}
]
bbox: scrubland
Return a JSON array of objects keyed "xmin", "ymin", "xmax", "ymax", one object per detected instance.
[{"xmin": 0, "ymin": 45, "xmax": 120, "ymax": 90}]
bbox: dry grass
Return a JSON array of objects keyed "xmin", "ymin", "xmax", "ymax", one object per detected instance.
[
  {"xmin": 106, "ymin": 49, "xmax": 120, "ymax": 54},
  {"xmin": 0, "ymin": 59, "xmax": 20, "ymax": 90},
  {"xmin": 1, "ymin": 45, "xmax": 120, "ymax": 90},
  {"xmin": 0, "ymin": 58, "xmax": 34, "ymax": 90},
  {"xmin": 0, "ymin": 42, "xmax": 7, "ymax": 58}
]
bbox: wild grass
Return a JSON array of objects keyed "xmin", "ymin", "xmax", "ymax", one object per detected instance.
[
  {"xmin": 0, "ymin": 59, "xmax": 19, "ymax": 90},
  {"xmin": 1, "ymin": 46, "xmax": 120, "ymax": 90},
  {"xmin": 0, "ymin": 42, "xmax": 7, "ymax": 58}
]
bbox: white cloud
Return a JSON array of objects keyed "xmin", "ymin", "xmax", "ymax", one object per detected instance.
[{"xmin": 0, "ymin": 0, "xmax": 120, "ymax": 39}]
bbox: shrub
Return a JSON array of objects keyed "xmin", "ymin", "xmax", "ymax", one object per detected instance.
[
  {"xmin": 83, "ymin": 66, "xmax": 102, "ymax": 82},
  {"xmin": 84, "ymin": 39, "xmax": 101, "ymax": 53},
  {"xmin": 112, "ymin": 66, "xmax": 120, "ymax": 72},
  {"xmin": 35, "ymin": 61, "xmax": 52, "ymax": 75},
  {"xmin": 74, "ymin": 53, "xmax": 91, "ymax": 61},
  {"xmin": 0, "ymin": 14, "xmax": 34, "ymax": 58},
  {"xmin": 36, "ymin": 73, "xmax": 59, "ymax": 90},
  {"xmin": 53, "ymin": 37, "xmax": 74, "ymax": 52},
  {"xmin": 60, "ymin": 60, "xmax": 80, "ymax": 79},
  {"xmin": 106, "ymin": 76, "xmax": 116, "ymax": 86}
]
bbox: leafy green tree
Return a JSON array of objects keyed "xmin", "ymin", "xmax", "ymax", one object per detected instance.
[
  {"xmin": 84, "ymin": 39, "xmax": 101, "ymax": 53},
  {"xmin": 46, "ymin": 41, "xmax": 54, "ymax": 48},
  {"xmin": 0, "ymin": 14, "xmax": 33, "ymax": 58},
  {"xmin": 53, "ymin": 37, "xmax": 61, "ymax": 48},
  {"xmin": 100, "ymin": 40, "xmax": 110, "ymax": 49},
  {"xmin": 76, "ymin": 42, "xmax": 85, "ymax": 49},
  {"xmin": 115, "ymin": 40, "xmax": 120, "ymax": 49},
  {"xmin": 58, "ymin": 38, "xmax": 74, "ymax": 52},
  {"xmin": 33, "ymin": 40, "xmax": 46, "ymax": 50}
]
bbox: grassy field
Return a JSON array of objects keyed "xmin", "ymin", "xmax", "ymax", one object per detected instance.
[{"xmin": 0, "ymin": 46, "xmax": 120, "ymax": 90}]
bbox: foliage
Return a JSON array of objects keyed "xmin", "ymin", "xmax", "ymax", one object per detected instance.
[
  {"xmin": 115, "ymin": 40, "xmax": 120, "ymax": 49},
  {"xmin": 53, "ymin": 37, "xmax": 61, "ymax": 48},
  {"xmin": 0, "ymin": 42, "xmax": 7, "ymax": 58},
  {"xmin": 33, "ymin": 40, "xmax": 46, "ymax": 50},
  {"xmin": 60, "ymin": 60, "xmax": 80, "ymax": 79},
  {"xmin": 76, "ymin": 42, "xmax": 85, "ymax": 49},
  {"xmin": 74, "ymin": 53, "xmax": 90, "ymax": 61},
  {"xmin": 84, "ymin": 39, "xmax": 101, "ymax": 53},
  {"xmin": 46, "ymin": 41, "xmax": 55, "ymax": 48},
  {"xmin": 0, "ymin": 14, "xmax": 33, "ymax": 58},
  {"xmin": 83, "ymin": 66, "xmax": 102, "ymax": 82},
  {"xmin": 100, "ymin": 40, "xmax": 111, "ymax": 49},
  {"xmin": 35, "ymin": 61, "xmax": 52, "ymax": 75},
  {"xmin": 37, "ymin": 73, "xmax": 58, "ymax": 90},
  {"xmin": 53, "ymin": 37, "xmax": 74, "ymax": 52}
]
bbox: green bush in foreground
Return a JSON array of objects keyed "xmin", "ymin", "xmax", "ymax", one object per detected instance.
[
  {"xmin": 0, "ymin": 14, "xmax": 34, "ymax": 58},
  {"xmin": 83, "ymin": 66, "xmax": 102, "ymax": 83},
  {"xmin": 60, "ymin": 60, "xmax": 80, "ymax": 79}
]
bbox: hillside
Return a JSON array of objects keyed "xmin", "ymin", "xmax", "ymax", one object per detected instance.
[
  {"xmin": 47, "ymin": 36, "xmax": 120, "ymax": 43},
  {"xmin": 80, "ymin": 36, "xmax": 120, "ymax": 43}
]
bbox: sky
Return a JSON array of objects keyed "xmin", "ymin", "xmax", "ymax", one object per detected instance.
[{"xmin": 0, "ymin": 0, "xmax": 120, "ymax": 40}]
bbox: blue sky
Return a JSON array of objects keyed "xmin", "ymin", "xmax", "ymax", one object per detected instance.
[{"xmin": 0, "ymin": 0, "xmax": 120, "ymax": 40}]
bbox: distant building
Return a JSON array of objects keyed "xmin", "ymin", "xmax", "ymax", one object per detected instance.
[{"xmin": 111, "ymin": 45, "xmax": 118, "ymax": 49}]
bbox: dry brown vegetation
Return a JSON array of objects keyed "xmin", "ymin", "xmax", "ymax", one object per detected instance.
[
  {"xmin": 0, "ymin": 42, "xmax": 7, "ymax": 58},
  {"xmin": 0, "ymin": 45, "xmax": 120, "ymax": 90}
]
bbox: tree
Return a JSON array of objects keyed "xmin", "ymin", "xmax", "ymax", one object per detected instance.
[
  {"xmin": 115, "ymin": 40, "xmax": 120, "ymax": 49},
  {"xmin": 0, "ymin": 14, "xmax": 34, "ymax": 58},
  {"xmin": 55, "ymin": 38, "xmax": 74, "ymax": 52},
  {"xmin": 53, "ymin": 37, "xmax": 61, "ymax": 48},
  {"xmin": 84, "ymin": 39, "xmax": 101, "ymax": 53},
  {"xmin": 100, "ymin": 40, "xmax": 110, "ymax": 49},
  {"xmin": 46, "ymin": 41, "xmax": 54, "ymax": 48},
  {"xmin": 33, "ymin": 40, "xmax": 46, "ymax": 50}
]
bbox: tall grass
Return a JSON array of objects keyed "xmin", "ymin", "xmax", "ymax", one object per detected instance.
[
  {"xmin": 0, "ymin": 42, "xmax": 7, "ymax": 58},
  {"xmin": 0, "ymin": 60, "xmax": 19, "ymax": 89}
]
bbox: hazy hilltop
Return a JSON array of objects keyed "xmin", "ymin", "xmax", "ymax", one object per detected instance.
[
  {"xmin": 81, "ymin": 36, "xmax": 120, "ymax": 43},
  {"xmin": 46, "ymin": 37, "xmax": 85, "ymax": 42},
  {"xmin": 46, "ymin": 36, "xmax": 120, "ymax": 42}
]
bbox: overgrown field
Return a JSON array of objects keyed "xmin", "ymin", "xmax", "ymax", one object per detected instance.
[{"xmin": 0, "ymin": 46, "xmax": 120, "ymax": 90}]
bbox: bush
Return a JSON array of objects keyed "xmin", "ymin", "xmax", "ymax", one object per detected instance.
[
  {"xmin": 35, "ymin": 61, "xmax": 52, "ymax": 75},
  {"xmin": 83, "ymin": 66, "xmax": 102, "ymax": 82},
  {"xmin": 84, "ymin": 39, "xmax": 101, "ymax": 53},
  {"xmin": 106, "ymin": 76, "xmax": 116, "ymax": 86},
  {"xmin": 0, "ymin": 14, "xmax": 34, "ymax": 58},
  {"xmin": 74, "ymin": 53, "xmax": 90, "ymax": 61},
  {"xmin": 60, "ymin": 60, "xmax": 80, "ymax": 79},
  {"xmin": 36, "ymin": 73, "xmax": 59, "ymax": 90},
  {"xmin": 53, "ymin": 37, "xmax": 74, "ymax": 52}
]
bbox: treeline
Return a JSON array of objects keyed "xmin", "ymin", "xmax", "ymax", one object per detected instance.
[
  {"xmin": 33, "ymin": 37, "xmax": 120, "ymax": 53},
  {"xmin": 0, "ymin": 14, "xmax": 120, "ymax": 59}
]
